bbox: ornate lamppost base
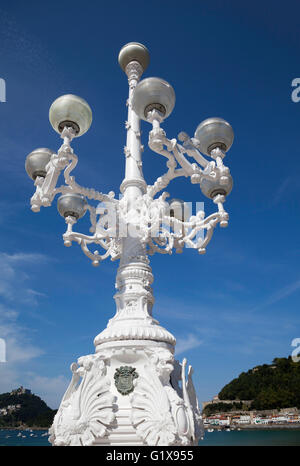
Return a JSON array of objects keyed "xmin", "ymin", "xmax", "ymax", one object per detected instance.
[{"xmin": 49, "ymin": 335, "xmax": 204, "ymax": 446}]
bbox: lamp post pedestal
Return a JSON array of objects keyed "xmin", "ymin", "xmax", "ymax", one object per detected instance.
[
  {"xmin": 49, "ymin": 243, "xmax": 203, "ymax": 446},
  {"xmin": 49, "ymin": 255, "xmax": 203, "ymax": 447},
  {"xmin": 49, "ymin": 331, "xmax": 203, "ymax": 446}
]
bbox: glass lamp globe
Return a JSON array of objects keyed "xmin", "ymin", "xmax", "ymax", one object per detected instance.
[
  {"xmin": 118, "ymin": 42, "xmax": 150, "ymax": 72},
  {"xmin": 25, "ymin": 148, "xmax": 54, "ymax": 180},
  {"xmin": 194, "ymin": 117, "xmax": 234, "ymax": 156},
  {"xmin": 49, "ymin": 94, "xmax": 92, "ymax": 137},
  {"xmin": 200, "ymin": 174, "xmax": 233, "ymax": 199},
  {"xmin": 57, "ymin": 193, "xmax": 87, "ymax": 219},
  {"xmin": 131, "ymin": 77, "xmax": 175, "ymax": 121}
]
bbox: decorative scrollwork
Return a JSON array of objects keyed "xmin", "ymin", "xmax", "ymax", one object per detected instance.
[
  {"xmin": 129, "ymin": 349, "xmax": 203, "ymax": 446},
  {"xmin": 130, "ymin": 364, "xmax": 178, "ymax": 446},
  {"xmin": 49, "ymin": 354, "xmax": 116, "ymax": 446},
  {"xmin": 29, "ymin": 99, "xmax": 232, "ymax": 266}
]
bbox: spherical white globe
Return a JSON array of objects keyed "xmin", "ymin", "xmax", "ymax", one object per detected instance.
[
  {"xmin": 118, "ymin": 42, "xmax": 150, "ymax": 72},
  {"xmin": 194, "ymin": 118, "xmax": 234, "ymax": 156},
  {"xmin": 132, "ymin": 77, "xmax": 175, "ymax": 121},
  {"xmin": 25, "ymin": 148, "xmax": 54, "ymax": 180},
  {"xmin": 57, "ymin": 193, "xmax": 87, "ymax": 219},
  {"xmin": 49, "ymin": 94, "xmax": 92, "ymax": 137}
]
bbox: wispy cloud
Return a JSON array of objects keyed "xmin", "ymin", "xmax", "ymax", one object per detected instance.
[
  {"xmin": 0, "ymin": 251, "xmax": 49, "ymax": 303},
  {"xmin": 251, "ymin": 278, "xmax": 300, "ymax": 312},
  {"xmin": 1, "ymin": 252, "xmax": 49, "ymax": 264},
  {"xmin": 0, "ymin": 303, "xmax": 43, "ymax": 364},
  {"xmin": 0, "ymin": 298, "xmax": 67, "ymax": 409},
  {"xmin": 25, "ymin": 374, "xmax": 69, "ymax": 409},
  {"xmin": 175, "ymin": 334, "xmax": 203, "ymax": 355},
  {"xmin": 0, "ymin": 363, "xmax": 68, "ymax": 409},
  {"xmin": 0, "ymin": 250, "xmax": 65, "ymax": 408},
  {"xmin": 271, "ymin": 175, "xmax": 298, "ymax": 206},
  {"xmin": 157, "ymin": 284, "xmax": 300, "ymax": 363}
]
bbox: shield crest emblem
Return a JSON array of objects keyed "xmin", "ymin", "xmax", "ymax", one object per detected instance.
[{"xmin": 114, "ymin": 366, "xmax": 138, "ymax": 395}]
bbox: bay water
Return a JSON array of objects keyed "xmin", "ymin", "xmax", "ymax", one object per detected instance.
[{"xmin": 0, "ymin": 428, "xmax": 299, "ymax": 446}]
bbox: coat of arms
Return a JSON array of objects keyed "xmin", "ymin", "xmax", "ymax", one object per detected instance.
[{"xmin": 114, "ymin": 366, "xmax": 138, "ymax": 395}]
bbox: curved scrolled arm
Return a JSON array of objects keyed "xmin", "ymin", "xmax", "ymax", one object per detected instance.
[
  {"xmin": 31, "ymin": 128, "xmax": 118, "ymax": 210},
  {"xmin": 62, "ymin": 215, "xmax": 122, "ymax": 266},
  {"xmin": 137, "ymin": 111, "xmax": 233, "ymax": 257},
  {"xmin": 27, "ymin": 71, "xmax": 234, "ymax": 269},
  {"xmin": 143, "ymin": 198, "xmax": 228, "ymax": 256},
  {"xmin": 147, "ymin": 114, "xmax": 232, "ymax": 205},
  {"xmin": 29, "ymin": 127, "xmax": 120, "ymax": 265}
]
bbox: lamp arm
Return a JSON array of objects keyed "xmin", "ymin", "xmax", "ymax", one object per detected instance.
[
  {"xmin": 140, "ymin": 194, "xmax": 228, "ymax": 256},
  {"xmin": 30, "ymin": 127, "xmax": 118, "ymax": 213},
  {"xmin": 147, "ymin": 122, "xmax": 214, "ymax": 199},
  {"xmin": 63, "ymin": 151, "xmax": 117, "ymax": 205},
  {"xmin": 62, "ymin": 216, "xmax": 121, "ymax": 265}
]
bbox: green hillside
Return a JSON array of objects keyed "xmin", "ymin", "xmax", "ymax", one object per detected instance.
[
  {"xmin": 218, "ymin": 356, "xmax": 300, "ymax": 410},
  {"xmin": 0, "ymin": 391, "xmax": 56, "ymax": 428}
]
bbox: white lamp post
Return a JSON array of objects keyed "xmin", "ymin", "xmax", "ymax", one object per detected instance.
[{"xmin": 25, "ymin": 42, "xmax": 234, "ymax": 446}]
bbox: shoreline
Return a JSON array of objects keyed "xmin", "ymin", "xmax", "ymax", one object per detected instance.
[{"xmin": 205, "ymin": 424, "xmax": 300, "ymax": 431}]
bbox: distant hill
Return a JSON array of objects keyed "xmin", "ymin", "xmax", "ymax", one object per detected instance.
[
  {"xmin": 218, "ymin": 356, "xmax": 300, "ymax": 411},
  {"xmin": 0, "ymin": 389, "xmax": 56, "ymax": 428}
]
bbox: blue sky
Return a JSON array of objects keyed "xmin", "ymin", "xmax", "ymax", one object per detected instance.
[{"xmin": 0, "ymin": 0, "xmax": 300, "ymax": 409}]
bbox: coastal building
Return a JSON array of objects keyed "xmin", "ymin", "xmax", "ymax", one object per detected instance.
[
  {"xmin": 236, "ymin": 415, "xmax": 251, "ymax": 425},
  {"xmin": 0, "ymin": 404, "xmax": 22, "ymax": 416},
  {"xmin": 271, "ymin": 415, "xmax": 288, "ymax": 423},
  {"xmin": 287, "ymin": 415, "xmax": 300, "ymax": 423},
  {"xmin": 10, "ymin": 386, "xmax": 31, "ymax": 396},
  {"xmin": 7, "ymin": 404, "xmax": 21, "ymax": 412},
  {"xmin": 253, "ymin": 416, "xmax": 269, "ymax": 424},
  {"xmin": 279, "ymin": 407, "xmax": 298, "ymax": 415},
  {"xmin": 231, "ymin": 415, "xmax": 241, "ymax": 425},
  {"xmin": 203, "ymin": 406, "xmax": 300, "ymax": 427},
  {"xmin": 218, "ymin": 417, "xmax": 230, "ymax": 426},
  {"xmin": 204, "ymin": 416, "xmax": 221, "ymax": 426}
]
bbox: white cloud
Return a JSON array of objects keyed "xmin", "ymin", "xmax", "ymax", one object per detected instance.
[
  {"xmin": 0, "ymin": 301, "xmax": 43, "ymax": 365},
  {"xmin": 175, "ymin": 334, "xmax": 203, "ymax": 356},
  {"xmin": 0, "ymin": 363, "xmax": 69, "ymax": 409},
  {"xmin": 1, "ymin": 252, "xmax": 49, "ymax": 264},
  {"xmin": 0, "ymin": 251, "xmax": 49, "ymax": 302},
  {"xmin": 0, "ymin": 251, "xmax": 65, "ymax": 410},
  {"xmin": 26, "ymin": 374, "xmax": 70, "ymax": 410},
  {"xmin": 0, "ymin": 300, "xmax": 65, "ymax": 409},
  {"xmin": 0, "ymin": 308, "xmax": 67, "ymax": 409},
  {"xmin": 0, "ymin": 365, "xmax": 22, "ymax": 393}
]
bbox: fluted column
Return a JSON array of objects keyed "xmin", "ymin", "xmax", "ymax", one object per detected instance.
[{"xmin": 94, "ymin": 60, "xmax": 175, "ymax": 351}]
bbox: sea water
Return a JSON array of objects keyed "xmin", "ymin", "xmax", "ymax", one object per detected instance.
[
  {"xmin": 200, "ymin": 429, "xmax": 300, "ymax": 446},
  {"xmin": 0, "ymin": 429, "xmax": 300, "ymax": 446},
  {"xmin": 0, "ymin": 429, "xmax": 50, "ymax": 446}
]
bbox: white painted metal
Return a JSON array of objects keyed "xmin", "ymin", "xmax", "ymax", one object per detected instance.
[{"xmin": 26, "ymin": 43, "xmax": 234, "ymax": 446}]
